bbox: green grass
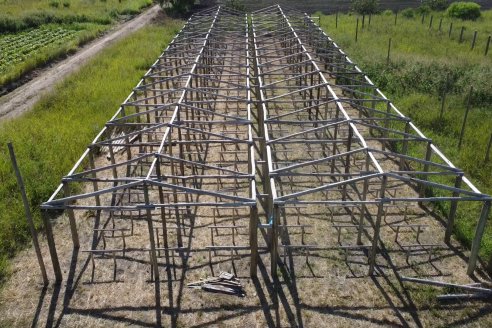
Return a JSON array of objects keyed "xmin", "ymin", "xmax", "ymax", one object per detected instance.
[
  {"xmin": 317, "ymin": 10, "xmax": 492, "ymax": 263},
  {"xmin": 0, "ymin": 0, "xmax": 154, "ymax": 88},
  {"xmin": 0, "ymin": 17, "xmax": 183, "ymax": 284}
]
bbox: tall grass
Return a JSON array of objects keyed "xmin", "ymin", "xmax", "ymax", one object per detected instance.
[
  {"xmin": 317, "ymin": 10, "xmax": 492, "ymax": 261},
  {"xmin": 0, "ymin": 18, "xmax": 183, "ymax": 284}
]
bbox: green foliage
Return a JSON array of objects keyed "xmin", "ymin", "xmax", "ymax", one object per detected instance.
[
  {"xmin": 0, "ymin": 18, "xmax": 183, "ymax": 285},
  {"xmin": 159, "ymin": 0, "xmax": 195, "ymax": 17},
  {"xmin": 49, "ymin": 1, "xmax": 60, "ymax": 9},
  {"xmin": 446, "ymin": 2, "xmax": 481, "ymax": 20},
  {"xmin": 401, "ymin": 8, "xmax": 415, "ymax": 18},
  {"xmin": 423, "ymin": 0, "xmax": 449, "ymax": 11},
  {"xmin": 351, "ymin": 0, "xmax": 380, "ymax": 15},
  {"xmin": 382, "ymin": 9, "xmax": 393, "ymax": 16},
  {"xmin": 224, "ymin": 0, "xmax": 245, "ymax": 11}
]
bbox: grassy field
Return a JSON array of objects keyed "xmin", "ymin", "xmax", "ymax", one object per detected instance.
[
  {"xmin": 0, "ymin": 0, "xmax": 153, "ymax": 88},
  {"xmin": 316, "ymin": 9, "xmax": 492, "ymax": 263},
  {"xmin": 0, "ymin": 15, "xmax": 183, "ymax": 284}
]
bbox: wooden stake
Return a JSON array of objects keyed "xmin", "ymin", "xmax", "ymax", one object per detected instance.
[
  {"xmin": 449, "ymin": 22, "xmax": 453, "ymax": 38},
  {"xmin": 467, "ymin": 201, "xmax": 491, "ymax": 275},
  {"xmin": 471, "ymin": 30, "xmax": 478, "ymax": 49},
  {"xmin": 429, "ymin": 15, "xmax": 433, "ymax": 29},
  {"xmin": 362, "ymin": 14, "xmax": 365, "ymax": 29},
  {"xmin": 8, "ymin": 143, "xmax": 48, "ymax": 286},
  {"xmin": 394, "ymin": 11, "xmax": 398, "ymax": 25},
  {"xmin": 386, "ymin": 37, "xmax": 392, "ymax": 65},
  {"xmin": 458, "ymin": 86, "xmax": 473, "ymax": 150},
  {"xmin": 484, "ymin": 132, "xmax": 492, "ymax": 163},
  {"xmin": 421, "ymin": 13, "xmax": 425, "ymax": 24},
  {"xmin": 485, "ymin": 35, "xmax": 491, "ymax": 55},
  {"xmin": 438, "ymin": 17, "xmax": 443, "ymax": 32},
  {"xmin": 336, "ymin": 11, "xmax": 338, "ymax": 29},
  {"xmin": 445, "ymin": 175, "xmax": 463, "ymax": 243},
  {"xmin": 355, "ymin": 18, "xmax": 359, "ymax": 42},
  {"xmin": 459, "ymin": 26, "xmax": 465, "ymax": 43}
]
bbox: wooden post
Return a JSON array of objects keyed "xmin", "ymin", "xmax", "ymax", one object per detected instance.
[
  {"xmin": 438, "ymin": 17, "xmax": 443, "ymax": 31},
  {"xmin": 467, "ymin": 201, "xmax": 491, "ymax": 275},
  {"xmin": 429, "ymin": 15, "xmax": 433, "ymax": 29},
  {"xmin": 421, "ymin": 13, "xmax": 425, "ymax": 24},
  {"xmin": 369, "ymin": 175, "xmax": 387, "ymax": 275},
  {"xmin": 471, "ymin": 31, "xmax": 478, "ymax": 49},
  {"xmin": 484, "ymin": 132, "xmax": 492, "ymax": 163},
  {"xmin": 485, "ymin": 35, "xmax": 491, "ymax": 55},
  {"xmin": 355, "ymin": 18, "xmax": 359, "ymax": 42},
  {"xmin": 369, "ymin": 14, "xmax": 372, "ymax": 26},
  {"xmin": 8, "ymin": 143, "xmax": 48, "ymax": 286},
  {"xmin": 439, "ymin": 82, "xmax": 447, "ymax": 120},
  {"xmin": 41, "ymin": 210, "xmax": 62, "ymax": 283},
  {"xmin": 419, "ymin": 141, "xmax": 433, "ymax": 200},
  {"xmin": 458, "ymin": 86, "xmax": 473, "ymax": 150},
  {"xmin": 250, "ymin": 206, "xmax": 258, "ymax": 277},
  {"xmin": 394, "ymin": 11, "xmax": 398, "ymax": 25},
  {"xmin": 362, "ymin": 14, "xmax": 365, "ymax": 29},
  {"xmin": 449, "ymin": 22, "xmax": 453, "ymax": 38},
  {"xmin": 459, "ymin": 26, "xmax": 465, "ymax": 43},
  {"xmin": 386, "ymin": 37, "xmax": 392, "ymax": 65},
  {"xmin": 445, "ymin": 175, "xmax": 463, "ymax": 243},
  {"xmin": 336, "ymin": 11, "xmax": 338, "ymax": 29},
  {"xmin": 63, "ymin": 182, "xmax": 80, "ymax": 248}
]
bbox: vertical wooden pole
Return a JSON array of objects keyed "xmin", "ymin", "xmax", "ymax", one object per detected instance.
[
  {"xmin": 355, "ymin": 18, "xmax": 359, "ymax": 42},
  {"xmin": 63, "ymin": 182, "xmax": 80, "ymax": 248},
  {"xmin": 485, "ymin": 35, "xmax": 491, "ymax": 55},
  {"xmin": 8, "ymin": 143, "xmax": 48, "ymax": 286},
  {"xmin": 386, "ymin": 37, "xmax": 392, "ymax": 65},
  {"xmin": 471, "ymin": 31, "xmax": 478, "ymax": 49},
  {"xmin": 336, "ymin": 11, "xmax": 338, "ymax": 29},
  {"xmin": 394, "ymin": 11, "xmax": 398, "ymax": 25},
  {"xmin": 445, "ymin": 175, "xmax": 463, "ymax": 243},
  {"xmin": 421, "ymin": 13, "xmax": 425, "ymax": 24},
  {"xmin": 250, "ymin": 206, "xmax": 258, "ymax": 277},
  {"xmin": 484, "ymin": 132, "xmax": 492, "ymax": 163},
  {"xmin": 369, "ymin": 175, "xmax": 387, "ymax": 275},
  {"xmin": 362, "ymin": 14, "xmax": 365, "ymax": 29},
  {"xmin": 41, "ymin": 210, "xmax": 62, "ymax": 283},
  {"xmin": 419, "ymin": 142, "xmax": 433, "ymax": 199},
  {"xmin": 459, "ymin": 26, "xmax": 465, "ymax": 43},
  {"xmin": 369, "ymin": 14, "xmax": 372, "ymax": 26},
  {"xmin": 458, "ymin": 86, "xmax": 473, "ymax": 150},
  {"xmin": 439, "ymin": 88, "xmax": 447, "ymax": 120},
  {"xmin": 429, "ymin": 15, "xmax": 433, "ymax": 29},
  {"xmin": 143, "ymin": 183, "xmax": 162, "ymax": 324},
  {"xmin": 438, "ymin": 17, "xmax": 443, "ymax": 32},
  {"xmin": 467, "ymin": 201, "xmax": 491, "ymax": 275},
  {"xmin": 449, "ymin": 22, "xmax": 453, "ymax": 38}
]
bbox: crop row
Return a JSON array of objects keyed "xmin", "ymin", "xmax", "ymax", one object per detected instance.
[{"xmin": 0, "ymin": 27, "xmax": 78, "ymax": 72}]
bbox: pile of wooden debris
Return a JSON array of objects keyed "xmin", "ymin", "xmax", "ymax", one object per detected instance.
[{"xmin": 187, "ymin": 272, "xmax": 245, "ymax": 297}]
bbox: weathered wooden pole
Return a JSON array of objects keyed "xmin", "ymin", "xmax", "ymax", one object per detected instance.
[
  {"xmin": 459, "ymin": 26, "xmax": 465, "ymax": 43},
  {"xmin": 467, "ymin": 200, "xmax": 491, "ymax": 275},
  {"xmin": 362, "ymin": 14, "xmax": 365, "ymax": 29},
  {"xmin": 458, "ymin": 86, "xmax": 473, "ymax": 150},
  {"xmin": 369, "ymin": 175, "xmax": 387, "ymax": 275},
  {"xmin": 8, "ymin": 143, "xmax": 48, "ymax": 286},
  {"xmin": 445, "ymin": 174, "xmax": 463, "ymax": 243},
  {"xmin": 355, "ymin": 18, "xmax": 359, "ymax": 42},
  {"xmin": 471, "ymin": 30, "xmax": 478, "ymax": 49},
  {"xmin": 429, "ymin": 15, "xmax": 433, "ymax": 29},
  {"xmin": 485, "ymin": 132, "xmax": 492, "ymax": 163},
  {"xmin": 485, "ymin": 35, "xmax": 491, "ymax": 55},
  {"xmin": 394, "ymin": 10, "xmax": 398, "ymax": 25},
  {"xmin": 449, "ymin": 22, "xmax": 453, "ymax": 38},
  {"xmin": 438, "ymin": 17, "xmax": 443, "ymax": 31},
  {"xmin": 386, "ymin": 37, "xmax": 392, "ymax": 65},
  {"xmin": 421, "ymin": 13, "xmax": 425, "ymax": 24},
  {"xmin": 369, "ymin": 14, "xmax": 372, "ymax": 26}
]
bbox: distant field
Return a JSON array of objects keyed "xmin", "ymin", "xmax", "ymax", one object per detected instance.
[
  {"xmin": 0, "ymin": 16, "xmax": 183, "ymax": 284},
  {"xmin": 316, "ymin": 9, "xmax": 492, "ymax": 263},
  {"xmin": 0, "ymin": 0, "xmax": 153, "ymax": 88}
]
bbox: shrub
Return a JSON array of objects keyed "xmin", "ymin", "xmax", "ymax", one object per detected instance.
[
  {"xmin": 423, "ymin": 0, "xmax": 449, "ymax": 11},
  {"xmin": 49, "ymin": 1, "xmax": 60, "ymax": 8},
  {"xmin": 63, "ymin": 1, "xmax": 71, "ymax": 8},
  {"xmin": 401, "ymin": 8, "xmax": 415, "ymax": 18},
  {"xmin": 416, "ymin": 5, "xmax": 431, "ymax": 14},
  {"xmin": 446, "ymin": 2, "xmax": 481, "ymax": 20},
  {"xmin": 382, "ymin": 9, "xmax": 393, "ymax": 16},
  {"xmin": 351, "ymin": 0, "xmax": 380, "ymax": 15}
]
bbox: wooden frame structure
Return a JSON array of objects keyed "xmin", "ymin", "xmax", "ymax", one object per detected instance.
[{"xmin": 38, "ymin": 5, "xmax": 491, "ymax": 322}]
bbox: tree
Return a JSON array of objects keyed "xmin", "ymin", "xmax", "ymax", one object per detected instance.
[{"xmin": 351, "ymin": 0, "xmax": 380, "ymax": 15}]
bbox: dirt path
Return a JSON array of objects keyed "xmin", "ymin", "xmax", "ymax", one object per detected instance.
[{"xmin": 0, "ymin": 4, "xmax": 161, "ymax": 122}]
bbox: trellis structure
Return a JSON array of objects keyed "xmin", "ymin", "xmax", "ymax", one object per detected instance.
[{"xmin": 39, "ymin": 3, "xmax": 491, "ymax": 324}]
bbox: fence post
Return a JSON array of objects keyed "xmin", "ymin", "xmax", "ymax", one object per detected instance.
[
  {"xmin": 362, "ymin": 14, "xmax": 365, "ymax": 29},
  {"xmin": 429, "ymin": 15, "xmax": 433, "ymax": 29},
  {"xmin": 336, "ymin": 11, "xmax": 338, "ymax": 28},
  {"xmin": 438, "ymin": 17, "xmax": 443, "ymax": 32},
  {"xmin": 485, "ymin": 35, "xmax": 491, "ymax": 55},
  {"xmin": 471, "ymin": 30, "xmax": 477, "ymax": 50},
  {"xmin": 386, "ymin": 37, "xmax": 392, "ymax": 65},
  {"xmin": 421, "ymin": 13, "xmax": 425, "ymax": 24},
  {"xmin": 458, "ymin": 86, "xmax": 473, "ymax": 150},
  {"xmin": 449, "ymin": 22, "xmax": 453, "ymax": 38},
  {"xmin": 355, "ymin": 18, "xmax": 359, "ymax": 42},
  {"xmin": 394, "ymin": 10, "xmax": 398, "ymax": 25},
  {"xmin": 485, "ymin": 133, "xmax": 492, "ymax": 163},
  {"xmin": 8, "ymin": 143, "xmax": 49, "ymax": 286},
  {"xmin": 459, "ymin": 26, "xmax": 465, "ymax": 43},
  {"xmin": 369, "ymin": 14, "xmax": 372, "ymax": 26}
]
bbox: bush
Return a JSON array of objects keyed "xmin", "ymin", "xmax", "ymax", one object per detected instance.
[
  {"xmin": 351, "ymin": 0, "xmax": 380, "ymax": 15},
  {"xmin": 423, "ymin": 0, "xmax": 449, "ymax": 11},
  {"xmin": 401, "ymin": 8, "xmax": 415, "ymax": 18},
  {"xmin": 416, "ymin": 5, "xmax": 431, "ymax": 14},
  {"xmin": 446, "ymin": 2, "xmax": 481, "ymax": 20},
  {"xmin": 382, "ymin": 9, "xmax": 393, "ymax": 16},
  {"xmin": 63, "ymin": 1, "xmax": 71, "ymax": 8},
  {"xmin": 49, "ymin": 1, "xmax": 60, "ymax": 8}
]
